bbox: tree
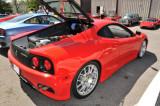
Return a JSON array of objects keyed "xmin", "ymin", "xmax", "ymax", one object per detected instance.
[
  {"xmin": 26, "ymin": 0, "xmax": 40, "ymax": 12},
  {"xmin": 0, "ymin": 0, "xmax": 13, "ymax": 14},
  {"xmin": 12, "ymin": 0, "xmax": 26, "ymax": 13}
]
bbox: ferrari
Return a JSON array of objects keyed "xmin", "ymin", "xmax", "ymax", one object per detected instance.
[
  {"xmin": 0, "ymin": 14, "xmax": 61, "ymax": 48},
  {"xmin": 8, "ymin": 0, "xmax": 148, "ymax": 101},
  {"xmin": 105, "ymin": 14, "xmax": 121, "ymax": 21},
  {"xmin": 140, "ymin": 18, "xmax": 160, "ymax": 29}
]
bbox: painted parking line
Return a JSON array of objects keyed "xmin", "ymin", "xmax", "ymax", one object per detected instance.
[{"xmin": 136, "ymin": 71, "xmax": 160, "ymax": 106}]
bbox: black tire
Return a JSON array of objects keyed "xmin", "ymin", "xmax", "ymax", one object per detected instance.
[
  {"xmin": 71, "ymin": 61, "xmax": 100, "ymax": 99},
  {"xmin": 137, "ymin": 40, "xmax": 147, "ymax": 58}
]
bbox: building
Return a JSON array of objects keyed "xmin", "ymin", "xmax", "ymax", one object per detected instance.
[{"xmin": 75, "ymin": 0, "xmax": 160, "ymax": 20}]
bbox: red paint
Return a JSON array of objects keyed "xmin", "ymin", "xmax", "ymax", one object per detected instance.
[
  {"xmin": 0, "ymin": 15, "xmax": 20, "ymax": 22},
  {"xmin": 8, "ymin": 19, "xmax": 148, "ymax": 101}
]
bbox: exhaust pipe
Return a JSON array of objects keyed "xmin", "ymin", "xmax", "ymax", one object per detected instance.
[
  {"xmin": 37, "ymin": 84, "xmax": 44, "ymax": 89},
  {"xmin": 42, "ymin": 86, "xmax": 50, "ymax": 91},
  {"xmin": 37, "ymin": 83, "xmax": 51, "ymax": 91}
]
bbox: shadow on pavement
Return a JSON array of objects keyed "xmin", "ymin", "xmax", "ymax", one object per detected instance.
[
  {"xmin": 0, "ymin": 48, "xmax": 9, "ymax": 58},
  {"xmin": 20, "ymin": 51, "xmax": 157, "ymax": 106}
]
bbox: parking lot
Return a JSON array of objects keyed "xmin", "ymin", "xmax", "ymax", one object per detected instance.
[{"xmin": 0, "ymin": 24, "xmax": 160, "ymax": 106}]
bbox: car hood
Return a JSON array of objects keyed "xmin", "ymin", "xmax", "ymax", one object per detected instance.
[{"xmin": 40, "ymin": 0, "xmax": 93, "ymax": 23}]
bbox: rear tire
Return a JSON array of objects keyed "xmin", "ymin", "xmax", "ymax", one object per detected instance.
[
  {"xmin": 71, "ymin": 61, "xmax": 100, "ymax": 99},
  {"xmin": 137, "ymin": 40, "xmax": 147, "ymax": 58}
]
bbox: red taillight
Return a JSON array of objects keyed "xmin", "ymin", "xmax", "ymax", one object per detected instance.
[
  {"xmin": 44, "ymin": 60, "xmax": 51, "ymax": 70},
  {"xmin": 1, "ymin": 30, "xmax": 5, "ymax": 35},
  {"xmin": 32, "ymin": 57, "xmax": 39, "ymax": 67}
]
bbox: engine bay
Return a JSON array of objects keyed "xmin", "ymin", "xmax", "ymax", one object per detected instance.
[{"xmin": 12, "ymin": 20, "xmax": 93, "ymax": 49}]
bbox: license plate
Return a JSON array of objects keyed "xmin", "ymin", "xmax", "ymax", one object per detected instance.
[{"xmin": 13, "ymin": 64, "xmax": 20, "ymax": 75}]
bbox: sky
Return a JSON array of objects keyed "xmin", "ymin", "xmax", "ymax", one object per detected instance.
[{"xmin": 6, "ymin": 0, "xmax": 12, "ymax": 3}]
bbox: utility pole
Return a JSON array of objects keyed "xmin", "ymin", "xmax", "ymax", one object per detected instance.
[
  {"xmin": 148, "ymin": 0, "xmax": 153, "ymax": 18},
  {"xmin": 116, "ymin": 0, "xmax": 119, "ymax": 14}
]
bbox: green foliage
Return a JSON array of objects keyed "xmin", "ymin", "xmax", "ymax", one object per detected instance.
[
  {"xmin": 26, "ymin": 0, "xmax": 40, "ymax": 12},
  {"xmin": 0, "ymin": 0, "xmax": 13, "ymax": 14}
]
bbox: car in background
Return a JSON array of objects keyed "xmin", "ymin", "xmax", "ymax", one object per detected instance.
[
  {"xmin": 91, "ymin": 13, "xmax": 101, "ymax": 18},
  {"xmin": 8, "ymin": 0, "xmax": 148, "ymax": 101},
  {"xmin": 0, "ymin": 15, "xmax": 20, "ymax": 22},
  {"xmin": 119, "ymin": 14, "xmax": 141, "ymax": 26},
  {"xmin": 140, "ymin": 18, "xmax": 160, "ymax": 29},
  {"xmin": 105, "ymin": 14, "xmax": 121, "ymax": 21},
  {"xmin": 0, "ymin": 14, "xmax": 8, "ymax": 18},
  {"xmin": 0, "ymin": 14, "xmax": 61, "ymax": 48}
]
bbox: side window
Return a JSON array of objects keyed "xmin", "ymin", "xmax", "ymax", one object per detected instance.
[
  {"xmin": 48, "ymin": 16, "xmax": 61, "ymax": 24},
  {"xmin": 108, "ymin": 25, "xmax": 132, "ymax": 38},
  {"xmin": 97, "ymin": 26, "xmax": 114, "ymax": 38},
  {"xmin": 24, "ymin": 17, "xmax": 39, "ymax": 24},
  {"xmin": 37, "ymin": 16, "xmax": 61, "ymax": 25}
]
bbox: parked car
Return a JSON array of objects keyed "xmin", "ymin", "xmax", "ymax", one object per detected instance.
[
  {"xmin": 105, "ymin": 14, "xmax": 121, "ymax": 21},
  {"xmin": 0, "ymin": 14, "xmax": 61, "ymax": 48},
  {"xmin": 119, "ymin": 14, "xmax": 141, "ymax": 26},
  {"xmin": 0, "ymin": 14, "xmax": 8, "ymax": 18},
  {"xmin": 140, "ymin": 18, "xmax": 160, "ymax": 29},
  {"xmin": 0, "ymin": 15, "xmax": 20, "ymax": 22},
  {"xmin": 8, "ymin": 0, "xmax": 148, "ymax": 101},
  {"xmin": 91, "ymin": 13, "xmax": 101, "ymax": 18}
]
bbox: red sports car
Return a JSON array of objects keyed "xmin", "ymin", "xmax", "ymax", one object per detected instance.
[
  {"xmin": 0, "ymin": 14, "xmax": 20, "ymax": 22},
  {"xmin": 105, "ymin": 15, "xmax": 121, "ymax": 21},
  {"xmin": 8, "ymin": 0, "xmax": 148, "ymax": 101},
  {"xmin": 140, "ymin": 18, "xmax": 160, "ymax": 29}
]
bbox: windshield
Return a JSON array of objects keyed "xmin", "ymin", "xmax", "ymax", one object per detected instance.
[
  {"xmin": 6, "ymin": 14, "xmax": 33, "ymax": 22},
  {"xmin": 123, "ymin": 14, "xmax": 133, "ymax": 19},
  {"xmin": 145, "ymin": 18, "xmax": 156, "ymax": 22},
  {"xmin": 46, "ymin": 1, "xmax": 85, "ymax": 19}
]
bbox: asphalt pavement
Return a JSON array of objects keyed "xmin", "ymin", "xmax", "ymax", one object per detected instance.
[{"xmin": 0, "ymin": 24, "xmax": 159, "ymax": 106}]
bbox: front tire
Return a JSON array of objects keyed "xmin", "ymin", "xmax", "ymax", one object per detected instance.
[
  {"xmin": 138, "ymin": 40, "xmax": 147, "ymax": 58},
  {"xmin": 71, "ymin": 61, "xmax": 100, "ymax": 99}
]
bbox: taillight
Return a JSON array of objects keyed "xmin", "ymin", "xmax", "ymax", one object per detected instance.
[
  {"xmin": 0, "ymin": 29, "xmax": 5, "ymax": 35},
  {"xmin": 32, "ymin": 57, "xmax": 39, "ymax": 67},
  {"xmin": 1, "ymin": 30, "xmax": 5, "ymax": 35},
  {"xmin": 44, "ymin": 60, "xmax": 51, "ymax": 70},
  {"xmin": 30, "ymin": 56, "xmax": 54, "ymax": 74}
]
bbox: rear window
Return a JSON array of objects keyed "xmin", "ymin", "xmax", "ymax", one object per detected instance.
[{"xmin": 6, "ymin": 14, "xmax": 33, "ymax": 22}]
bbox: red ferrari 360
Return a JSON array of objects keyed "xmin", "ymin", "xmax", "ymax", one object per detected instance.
[
  {"xmin": 140, "ymin": 18, "xmax": 160, "ymax": 29},
  {"xmin": 105, "ymin": 15, "xmax": 121, "ymax": 21},
  {"xmin": 0, "ymin": 15, "xmax": 20, "ymax": 22},
  {"xmin": 8, "ymin": 0, "xmax": 148, "ymax": 101}
]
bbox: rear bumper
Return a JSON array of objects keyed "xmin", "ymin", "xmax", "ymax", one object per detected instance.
[{"xmin": 8, "ymin": 50, "xmax": 76, "ymax": 101}]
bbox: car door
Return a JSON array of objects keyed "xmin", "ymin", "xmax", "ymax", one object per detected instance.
[
  {"xmin": 107, "ymin": 24, "xmax": 138, "ymax": 63},
  {"xmin": 97, "ymin": 25, "xmax": 120, "ymax": 75}
]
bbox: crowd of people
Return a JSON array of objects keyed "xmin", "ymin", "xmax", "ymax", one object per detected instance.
[{"xmin": 29, "ymin": 6, "xmax": 45, "ymax": 14}]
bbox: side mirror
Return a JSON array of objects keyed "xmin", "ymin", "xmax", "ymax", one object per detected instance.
[{"xmin": 136, "ymin": 31, "xmax": 141, "ymax": 35}]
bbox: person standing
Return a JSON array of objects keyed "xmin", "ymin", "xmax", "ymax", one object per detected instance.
[
  {"xmin": 37, "ymin": 6, "xmax": 45, "ymax": 14},
  {"xmin": 29, "ymin": 9, "xmax": 35, "ymax": 14}
]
